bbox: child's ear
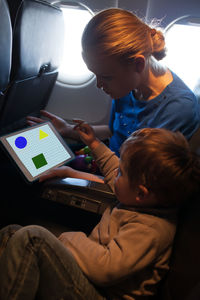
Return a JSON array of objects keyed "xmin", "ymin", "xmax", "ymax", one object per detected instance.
[{"xmin": 136, "ymin": 185, "xmax": 149, "ymax": 203}]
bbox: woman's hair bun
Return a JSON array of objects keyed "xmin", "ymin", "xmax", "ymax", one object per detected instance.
[{"xmin": 151, "ymin": 29, "xmax": 167, "ymax": 60}]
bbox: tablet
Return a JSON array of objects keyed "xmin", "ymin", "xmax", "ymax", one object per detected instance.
[{"xmin": 0, "ymin": 122, "xmax": 75, "ymax": 182}]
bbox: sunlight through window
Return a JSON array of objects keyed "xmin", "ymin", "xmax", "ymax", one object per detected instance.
[
  {"xmin": 58, "ymin": 5, "xmax": 94, "ymax": 86},
  {"xmin": 163, "ymin": 22, "xmax": 200, "ymax": 91}
]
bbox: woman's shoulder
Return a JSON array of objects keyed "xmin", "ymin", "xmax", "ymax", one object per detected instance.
[{"xmin": 167, "ymin": 71, "xmax": 197, "ymax": 101}]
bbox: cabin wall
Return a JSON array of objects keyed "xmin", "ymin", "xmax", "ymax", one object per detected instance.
[
  {"xmin": 118, "ymin": 0, "xmax": 148, "ymax": 17},
  {"xmin": 146, "ymin": 0, "xmax": 200, "ymax": 26}
]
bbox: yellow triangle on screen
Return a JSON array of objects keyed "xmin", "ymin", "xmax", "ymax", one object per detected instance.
[{"xmin": 39, "ymin": 130, "xmax": 48, "ymax": 140}]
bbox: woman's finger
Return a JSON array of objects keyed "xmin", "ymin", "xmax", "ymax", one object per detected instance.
[
  {"xmin": 27, "ymin": 120, "xmax": 37, "ymax": 126},
  {"xmin": 26, "ymin": 116, "xmax": 44, "ymax": 123},
  {"xmin": 40, "ymin": 110, "xmax": 57, "ymax": 120}
]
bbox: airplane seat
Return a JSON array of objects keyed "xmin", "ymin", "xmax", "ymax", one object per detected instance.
[
  {"xmin": 0, "ymin": 0, "xmax": 12, "ymax": 109},
  {"xmin": 0, "ymin": 0, "xmax": 65, "ymax": 135},
  {"xmin": 155, "ymin": 126, "xmax": 200, "ymax": 299},
  {"xmin": 6, "ymin": 0, "xmax": 22, "ymax": 27},
  {"xmin": 189, "ymin": 126, "xmax": 200, "ymax": 155},
  {"xmin": 155, "ymin": 194, "xmax": 200, "ymax": 300}
]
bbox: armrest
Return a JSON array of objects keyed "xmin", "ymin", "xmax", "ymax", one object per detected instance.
[{"xmin": 41, "ymin": 177, "xmax": 117, "ymax": 215}]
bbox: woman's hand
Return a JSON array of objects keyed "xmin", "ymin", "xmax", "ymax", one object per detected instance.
[
  {"xmin": 27, "ymin": 110, "xmax": 72, "ymax": 137},
  {"xmin": 73, "ymin": 120, "xmax": 100, "ymax": 150}
]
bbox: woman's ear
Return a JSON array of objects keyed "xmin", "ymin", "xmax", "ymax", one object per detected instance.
[
  {"xmin": 134, "ymin": 55, "xmax": 145, "ymax": 73},
  {"xmin": 136, "ymin": 184, "xmax": 149, "ymax": 203}
]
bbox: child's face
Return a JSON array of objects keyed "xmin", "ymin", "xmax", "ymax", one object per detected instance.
[
  {"xmin": 114, "ymin": 160, "xmax": 138, "ymax": 206},
  {"xmin": 82, "ymin": 50, "xmax": 141, "ymax": 99}
]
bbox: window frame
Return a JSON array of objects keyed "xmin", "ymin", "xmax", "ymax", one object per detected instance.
[
  {"xmin": 52, "ymin": 1, "xmax": 95, "ymax": 87},
  {"xmin": 163, "ymin": 15, "xmax": 200, "ymax": 92}
]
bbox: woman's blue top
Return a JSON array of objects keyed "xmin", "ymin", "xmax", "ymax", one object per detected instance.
[{"xmin": 109, "ymin": 72, "xmax": 200, "ymax": 156}]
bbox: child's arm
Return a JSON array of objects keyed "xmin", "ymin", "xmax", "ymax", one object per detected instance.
[
  {"xmin": 74, "ymin": 120, "xmax": 119, "ymax": 190},
  {"xmin": 39, "ymin": 121, "xmax": 104, "ymax": 183},
  {"xmin": 39, "ymin": 121, "xmax": 117, "ymax": 185},
  {"xmin": 39, "ymin": 165, "xmax": 104, "ymax": 183},
  {"xmin": 74, "ymin": 120, "xmax": 119, "ymax": 191},
  {"xmin": 58, "ymin": 215, "xmax": 175, "ymax": 287}
]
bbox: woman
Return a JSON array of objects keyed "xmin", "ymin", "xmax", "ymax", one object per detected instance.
[{"xmin": 27, "ymin": 8, "xmax": 200, "ymax": 156}]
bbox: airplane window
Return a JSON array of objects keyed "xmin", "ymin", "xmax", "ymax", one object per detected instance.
[
  {"xmin": 163, "ymin": 16, "xmax": 200, "ymax": 92},
  {"xmin": 54, "ymin": 1, "xmax": 94, "ymax": 86}
]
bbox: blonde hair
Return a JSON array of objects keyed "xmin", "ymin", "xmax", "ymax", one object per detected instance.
[
  {"xmin": 120, "ymin": 128, "xmax": 200, "ymax": 207},
  {"xmin": 82, "ymin": 8, "xmax": 166, "ymax": 63}
]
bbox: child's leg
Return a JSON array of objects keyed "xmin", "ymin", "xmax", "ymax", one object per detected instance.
[{"xmin": 0, "ymin": 225, "xmax": 106, "ymax": 300}]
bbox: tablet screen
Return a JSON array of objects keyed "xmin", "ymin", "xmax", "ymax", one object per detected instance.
[{"xmin": 0, "ymin": 122, "xmax": 75, "ymax": 182}]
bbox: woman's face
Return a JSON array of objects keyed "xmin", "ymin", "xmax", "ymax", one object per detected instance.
[{"xmin": 83, "ymin": 50, "xmax": 143, "ymax": 99}]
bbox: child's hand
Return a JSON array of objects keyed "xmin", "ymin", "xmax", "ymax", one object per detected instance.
[
  {"xmin": 39, "ymin": 165, "xmax": 104, "ymax": 183},
  {"xmin": 73, "ymin": 120, "xmax": 100, "ymax": 150},
  {"xmin": 39, "ymin": 166, "xmax": 74, "ymax": 182}
]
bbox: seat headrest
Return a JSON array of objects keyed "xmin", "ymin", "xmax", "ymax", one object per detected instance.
[
  {"xmin": 11, "ymin": 0, "xmax": 65, "ymax": 80},
  {"xmin": 0, "ymin": 0, "xmax": 12, "ymax": 92}
]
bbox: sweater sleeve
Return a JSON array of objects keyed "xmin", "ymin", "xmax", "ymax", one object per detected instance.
[
  {"xmin": 58, "ymin": 221, "xmax": 159, "ymax": 286},
  {"xmin": 91, "ymin": 142, "xmax": 119, "ymax": 191}
]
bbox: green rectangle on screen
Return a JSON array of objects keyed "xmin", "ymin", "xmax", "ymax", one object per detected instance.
[{"xmin": 32, "ymin": 153, "xmax": 47, "ymax": 169}]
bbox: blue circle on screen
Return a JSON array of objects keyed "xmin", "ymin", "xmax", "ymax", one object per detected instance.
[{"xmin": 15, "ymin": 136, "xmax": 27, "ymax": 149}]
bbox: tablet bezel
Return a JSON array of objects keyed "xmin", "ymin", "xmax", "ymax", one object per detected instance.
[{"xmin": 0, "ymin": 122, "xmax": 75, "ymax": 183}]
